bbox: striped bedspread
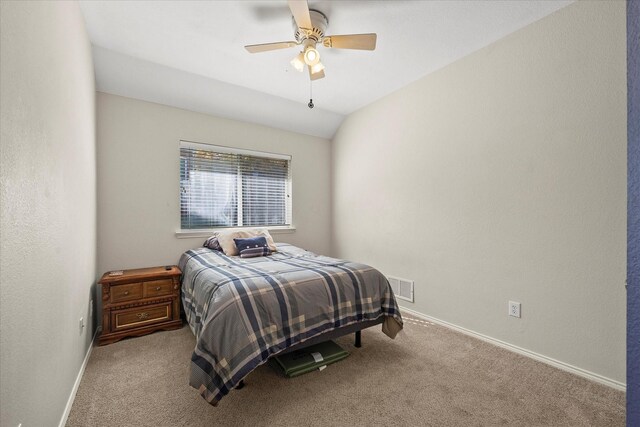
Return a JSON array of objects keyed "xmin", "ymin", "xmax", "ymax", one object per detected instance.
[{"xmin": 178, "ymin": 243, "xmax": 403, "ymax": 405}]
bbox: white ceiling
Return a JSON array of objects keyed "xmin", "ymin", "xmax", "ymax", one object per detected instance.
[{"xmin": 79, "ymin": 0, "xmax": 573, "ymax": 139}]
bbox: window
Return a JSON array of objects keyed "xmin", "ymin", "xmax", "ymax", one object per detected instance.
[{"xmin": 180, "ymin": 141, "xmax": 292, "ymax": 230}]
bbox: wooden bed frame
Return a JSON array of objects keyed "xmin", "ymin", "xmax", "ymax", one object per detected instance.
[{"xmin": 235, "ymin": 317, "xmax": 384, "ymax": 389}]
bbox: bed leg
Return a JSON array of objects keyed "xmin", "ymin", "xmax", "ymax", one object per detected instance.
[
  {"xmin": 237, "ymin": 380, "xmax": 245, "ymax": 390},
  {"xmin": 355, "ymin": 330, "xmax": 362, "ymax": 348}
]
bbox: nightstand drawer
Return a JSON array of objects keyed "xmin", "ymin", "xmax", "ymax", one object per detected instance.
[
  {"xmin": 112, "ymin": 302, "xmax": 172, "ymax": 331},
  {"xmin": 143, "ymin": 279, "xmax": 173, "ymax": 298},
  {"xmin": 110, "ymin": 283, "xmax": 143, "ymax": 303}
]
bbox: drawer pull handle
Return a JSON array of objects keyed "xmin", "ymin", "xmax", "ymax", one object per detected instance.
[
  {"xmin": 137, "ymin": 312, "xmax": 149, "ymax": 320},
  {"xmin": 124, "ymin": 291, "xmax": 129, "ymax": 296},
  {"xmin": 155, "ymin": 286, "xmax": 161, "ymax": 291}
]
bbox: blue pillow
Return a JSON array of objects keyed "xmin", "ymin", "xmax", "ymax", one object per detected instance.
[
  {"xmin": 234, "ymin": 236, "xmax": 272, "ymax": 258},
  {"xmin": 203, "ymin": 236, "xmax": 223, "ymax": 251}
]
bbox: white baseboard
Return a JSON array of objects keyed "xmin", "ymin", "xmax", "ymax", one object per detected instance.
[
  {"xmin": 59, "ymin": 327, "xmax": 101, "ymax": 427},
  {"xmin": 400, "ymin": 307, "xmax": 626, "ymax": 392}
]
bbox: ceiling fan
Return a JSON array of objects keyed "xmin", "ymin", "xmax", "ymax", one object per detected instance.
[{"xmin": 244, "ymin": 0, "xmax": 377, "ymax": 81}]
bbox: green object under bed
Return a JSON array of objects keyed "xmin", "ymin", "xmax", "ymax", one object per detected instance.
[{"xmin": 272, "ymin": 340, "xmax": 349, "ymax": 378}]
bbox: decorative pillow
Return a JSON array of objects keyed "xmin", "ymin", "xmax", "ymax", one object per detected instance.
[
  {"xmin": 203, "ymin": 236, "xmax": 222, "ymax": 251},
  {"xmin": 215, "ymin": 228, "xmax": 277, "ymax": 256},
  {"xmin": 233, "ymin": 236, "xmax": 272, "ymax": 258}
]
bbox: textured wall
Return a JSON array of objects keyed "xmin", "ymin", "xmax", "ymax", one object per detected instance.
[
  {"xmin": 96, "ymin": 92, "xmax": 331, "ymax": 275},
  {"xmin": 332, "ymin": 1, "xmax": 626, "ymax": 384},
  {"xmin": 0, "ymin": 2, "xmax": 96, "ymax": 426},
  {"xmin": 627, "ymin": 0, "xmax": 640, "ymax": 423}
]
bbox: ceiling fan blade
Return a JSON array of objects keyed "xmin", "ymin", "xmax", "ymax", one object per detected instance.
[
  {"xmin": 308, "ymin": 65, "xmax": 325, "ymax": 81},
  {"xmin": 245, "ymin": 41, "xmax": 298, "ymax": 53},
  {"xmin": 323, "ymin": 33, "xmax": 377, "ymax": 50},
  {"xmin": 288, "ymin": 0, "xmax": 312, "ymax": 30}
]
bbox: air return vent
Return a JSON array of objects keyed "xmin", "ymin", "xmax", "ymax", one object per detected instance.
[{"xmin": 388, "ymin": 276, "xmax": 414, "ymax": 302}]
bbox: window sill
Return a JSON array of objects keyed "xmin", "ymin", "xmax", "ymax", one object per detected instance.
[{"xmin": 175, "ymin": 225, "xmax": 296, "ymax": 239}]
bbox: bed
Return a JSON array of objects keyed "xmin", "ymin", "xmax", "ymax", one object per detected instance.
[{"xmin": 178, "ymin": 242, "xmax": 403, "ymax": 406}]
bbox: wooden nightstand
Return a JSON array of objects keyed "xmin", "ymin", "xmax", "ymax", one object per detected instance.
[{"xmin": 98, "ymin": 265, "xmax": 182, "ymax": 346}]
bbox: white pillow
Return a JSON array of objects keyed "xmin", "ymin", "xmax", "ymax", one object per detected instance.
[{"xmin": 215, "ymin": 228, "xmax": 276, "ymax": 256}]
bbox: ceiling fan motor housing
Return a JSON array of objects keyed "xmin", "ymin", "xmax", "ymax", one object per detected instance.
[{"xmin": 293, "ymin": 9, "xmax": 328, "ymax": 43}]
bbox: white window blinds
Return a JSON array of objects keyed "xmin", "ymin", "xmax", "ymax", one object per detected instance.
[{"xmin": 180, "ymin": 141, "xmax": 292, "ymax": 229}]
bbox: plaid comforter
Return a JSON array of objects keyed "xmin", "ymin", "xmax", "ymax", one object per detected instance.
[{"xmin": 179, "ymin": 243, "xmax": 403, "ymax": 405}]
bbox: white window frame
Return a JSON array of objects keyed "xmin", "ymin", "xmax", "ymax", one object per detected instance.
[{"xmin": 176, "ymin": 140, "xmax": 295, "ymax": 238}]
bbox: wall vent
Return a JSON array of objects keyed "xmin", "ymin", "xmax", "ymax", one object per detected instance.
[{"xmin": 388, "ymin": 276, "xmax": 414, "ymax": 302}]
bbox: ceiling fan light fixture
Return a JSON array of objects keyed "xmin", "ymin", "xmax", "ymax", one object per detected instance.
[
  {"xmin": 291, "ymin": 53, "xmax": 305, "ymax": 72},
  {"xmin": 310, "ymin": 61, "xmax": 325, "ymax": 74},
  {"xmin": 303, "ymin": 46, "xmax": 320, "ymax": 66}
]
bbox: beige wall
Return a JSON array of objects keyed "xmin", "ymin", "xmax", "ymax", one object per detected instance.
[
  {"xmin": 0, "ymin": 2, "xmax": 97, "ymax": 426},
  {"xmin": 332, "ymin": 1, "xmax": 626, "ymax": 384},
  {"xmin": 96, "ymin": 92, "xmax": 331, "ymax": 275}
]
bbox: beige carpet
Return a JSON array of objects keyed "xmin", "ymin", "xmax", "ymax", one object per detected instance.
[{"xmin": 66, "ymin": 317, "xmax": 624, "ymax": 426}]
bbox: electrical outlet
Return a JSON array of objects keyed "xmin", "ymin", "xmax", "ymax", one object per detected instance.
[
  {"xmin": 508, "ymin": 301, "xmax": 521, "ymax": 318},
  {"xmin": 79, "ymin": 317, "xmax": 85, "ymax": 333}
]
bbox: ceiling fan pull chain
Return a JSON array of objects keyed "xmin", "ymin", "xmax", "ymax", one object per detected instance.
[{"xmin": 308, "ymin": 81, "xmax": 314, "ymax": 109}]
